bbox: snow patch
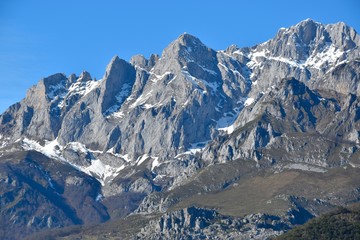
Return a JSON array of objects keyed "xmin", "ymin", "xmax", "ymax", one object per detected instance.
[
  {"xmin": 84, "ymin": 159, "xmax": 125, "ymax": 185},
  {"xmin": 143, "ymin": 104, "xmax": 155, "ymax": 109},
  {"xmin": 120, "ymin": 153, "xmax": 131, "ymax": 162},
  {"xmin": 153, "ymin": 174, "xmax": 167, "ymax": 181},
  {"xmin": 188, "ymin": 141, "xmax": 207, "ymax": 154},
  {"xmin": 58, "ymin": 78, "xmax": 101, "ymax": 109},
  {"xmin": 218, "ymin": 125, "xmax": 235, "ymax": 135},
  {"xmin": 136, "ymin": 154, "xmax": 150, "ymax": 166},
  {"xmin": 106, "ymin": 148, "xmax": 132, "ymax": 162},
  {"xmin": 68, "ymin": 80, "xmax": 100, "ymax": 98},
  {"xmin": 182, "ymin": 70, "xmax": 219, "ymax": 94},
  {"xmin": 23, "ymin": 138, "xmax": 64, "ymax": 160},
  {"xmin": 217, "ymin": 62, "xmax": 229, "ymax": 70},
  {"xmin": 199, "ymin": 65, "xmax": 217, "ymax": 75},
  {"xmin": 135, "ymin": 154, "xmax": 160, "ymax": 171},
  {"xmin": 112, "ymin": 111, "xmax": 125, "ymax": 118},
  {"xmin": 67, "ymin": 142, "xmax": 87, "ymax": 153},
  {"xmin": 21, "ymin": 138, "xmax": 126, "ymax": 186},
  {"xmin": 151, "ymin": 157, "xmax": 160, "ymax": 171},
  {"xmin": 233, "ymin": 50, "xmax": 245, "ymax": 56},
  {"xmin": 304, "ymin": 43, "xmax": 345, "ymax": 69},
  {"xmin": 96, "ymin": 194, "xmax": 104, "ymax": 202},
  {"xmin": 176, "ymin": 141, "xmax": 210, "ymax": 157},
  {"xmin": 130, "ymin": 90, "xmax": 153, "ymax": 108},
  {"xmin": 216, "ymin": 105, "xmax": 243, "ymax": 134},
  {"xmin": 246, "ymin": 43, "xmax": 345, "ymax": 72},
  {"xmin": 0, "ymin": 135, "xmax": 10, "ymax": 149},
  {"xmin": 150, "ymin": 71, "xmax": 172, "ymax": 83},
  {"xmin": 106, "ymin": 83, "xmax": 132, "ymax": 116},
  {"xmin": 349, "ymin": 162, "xmax": 360, "ymax": 168},
  {"xmin": 244, "ymin": 98, "xmax": 255, "ymax": 107},
  {"xmin": 47, "ymin": 82, "xmax": 66, "ymax": 100}
]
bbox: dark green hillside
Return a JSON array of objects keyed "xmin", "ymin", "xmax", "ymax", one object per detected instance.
[{"xmin": 276, "ymin": 204, "xmax": 360, "ymax": 240}]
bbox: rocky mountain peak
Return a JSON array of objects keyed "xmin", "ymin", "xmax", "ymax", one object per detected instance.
[
  {"xmin": 259, "ymin": 19, "xmax": 328, "ymax": 61},
  {"xmin": 274, "ymin": 18, "xmax": 327, "ymax": 45},
  {"xmin": 326, "ymin": 21, "xmax": 360, "ymax": 50},
  {"xmin": 130, "ymin": 54, "xmax": 159, "ymax": 71},
  {"xmin": 244, "ymin": 19, "xmax": 359, "ymax": 78},
  {"xmin": 293, "ymin": 18, "xmax": 322, "ymax": 45},
  {"xmin": 100, "ymin": 56, "xmax": 136, "ymax": 115},
  {"xmin": 157, "ymin": 32, "xmax": 217, "ymax": 73},
  {"xmin": 41, "ymin": 73, "xmax": 68, "ymax": 93},
  {"xmin": 68, "ymin": 73, "xmax": 78, "ymax": 84},
  {"xmin": 1, "ymin": 20, "xmax": 360, "ymax": 239},
  {"xmin": 77, "ymin": 71, "xmax": 92, "ymax": 82},
  {"xmin": 104, "ymin": 55, "xmax": 122, "ymax": 78},
  {"xmin": 176, "ymin": 32, "xmax": 204, "ymax": 47}
]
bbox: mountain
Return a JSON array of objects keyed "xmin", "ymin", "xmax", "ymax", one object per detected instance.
[{"xmin": 0, "ymin": 19, "xmax": 359, "ymax": 239}]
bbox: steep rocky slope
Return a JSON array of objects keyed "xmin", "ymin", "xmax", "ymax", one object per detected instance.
[{"xmin": 0, "ymin": 19, "xmax": 359, "ymax": 239}]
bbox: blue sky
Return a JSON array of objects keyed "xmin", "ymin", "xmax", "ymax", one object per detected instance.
[{"xmin": 0, "ymin": 0, "xmax": 359, "ymax": 113}]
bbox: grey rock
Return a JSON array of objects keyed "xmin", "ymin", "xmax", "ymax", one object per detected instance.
[
  {"xmin": 136, "ymin": 207, "xmax": 289, "ymax": 240},
  {"xmin": 0, "ymin": 19, "xmax": 360, "ymax": 239}
]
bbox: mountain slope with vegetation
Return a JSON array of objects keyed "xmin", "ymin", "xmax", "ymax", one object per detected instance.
[{"xmin": 276, "ymin": 204, "xmax": 360, "ymax": 240}]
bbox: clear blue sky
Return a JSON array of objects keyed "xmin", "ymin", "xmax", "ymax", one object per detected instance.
[{"xmin": 0, "ymin": 0, "xmax": 359, "ymax": 113}]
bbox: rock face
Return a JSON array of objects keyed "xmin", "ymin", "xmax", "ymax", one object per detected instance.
[
  {"xmin": 136, "ymin": 207, "xmax": 290, "ymax": 240},
  {"xmin": 0, "ymin": 19, "xmax": 360, "ymax": 239},
  {"xmin": 0, "ymin": 150, "xmax": 109, "ymax": 240}
]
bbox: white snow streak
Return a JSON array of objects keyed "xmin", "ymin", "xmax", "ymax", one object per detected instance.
[
  {"xmin": 21, "ymin": 138, "xmax": 127, "ymax": 186},
  {"xmin": 246, "ymin": 43, "xmax": 346, "ymax": 71},
  {"xmin": 130, "ymin": 90, "xmax": 153, "ymax": 108},
  {"xmin": 151, "ymin": 157, "xmax": 160, "ymax": 171},
  {"xmin": 182, "ymin": 70, "xmax": 219, "ymax": 94},
  {"xmin": 68, "ymin": 80, "xmax": 100, "ymax": 98},
  {"xmin": 244, "ymin": 98, "xmax": 255, "ymax": 107},
  {"xmin": 216, "ymin": 105, "xmax": 243, "ymax": 134}
]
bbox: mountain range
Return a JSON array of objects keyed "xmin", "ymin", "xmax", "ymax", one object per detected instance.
[{"xmin": 0, "ymin": 19, "xmax": 359, "ymax": 239}]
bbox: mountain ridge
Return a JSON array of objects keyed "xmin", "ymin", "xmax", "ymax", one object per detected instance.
[{"xmin": 0, "ymin": 19, "xmax": 359, "ymax": 239}]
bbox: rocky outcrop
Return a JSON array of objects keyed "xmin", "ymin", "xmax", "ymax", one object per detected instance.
[{"xmin": 136, "ymin": 207, "xmax": 292, "ymax": 240}]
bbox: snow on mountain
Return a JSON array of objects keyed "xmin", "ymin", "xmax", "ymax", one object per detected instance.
[
  {"xmin": 21, "ymin": 138, "xmax": 126, "ymax": 185},
  {"xmin": 2, "ymin": 19, "xmax": 358, "ymax": 182},
  {"xmin": 0, "ymin": 19, "xmax": 359, "ymax": 239}
]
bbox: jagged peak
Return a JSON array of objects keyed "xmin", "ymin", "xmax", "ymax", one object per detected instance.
[
  {"xmin": 277, "ymin": 19, "xmax": 358, "ymax": 44},
  {"xmin": 78, "ymin": 71, "xmax": 92, "ymax": 82},
  {"xmin": 108, "ymin": 55, "xmax": 121, "ymax": 67},
  {"xmin": 276, "ymin": 19, "xmax": 324, "ymax": 44},
  {"xmin": 149, "ymin": 53, "xmax": 160, "ymax": 65},
  {"xmin": 225, "ymin": 44, "xmax": 239, "ymax": 54},
  {"xmin": 178, "ymin": 32, "xmax": 201, "ymax": 42},
  {"xmin": 327, "ymin": 21, "xmax": 351, "ymax": 30},
  {"xmin": 326, "ymin": 21, "xmax": 360, "ymax": 50},
  {"xmin": 68, "ymin": 74, "xmax": 77, "ymax": 84},
  {"xmin": 104, "ymin": 55, "xmax": 130, "ymax": 79},
  {"xmin": 42, "ymin": 73, "xmax": 67, "ymax": 88},
  {"xmin": 155, "ymin": 32, "xmax": 217, "ymax": 74},
  {"xmin": 254, "ymin": 19, "xmax": 360, "ymax": 62},
  {"xmin": 162, "ymin": 33, "xmax": 215, "ymax": 59},
  {"xmin": 276, "ymin": 19, "xmax": 322, "ymax": 34},
  {"xmin": 169, "ymin": 32, "xmax": 206, "ymax": 50},
  {"xmin": 130, "ymin": 54, "xmax": 159, "ymax": 71},
  {"xmin": 295, "ymin": 18, "xmax": 322, "ymax": 27},
  {"xmin": 130, "ymin": 54, "xmax": 146, "ymax": 66},
  {"xmin": 326, "ymin": 21, "xmax": 359, "ymax": 37}
]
